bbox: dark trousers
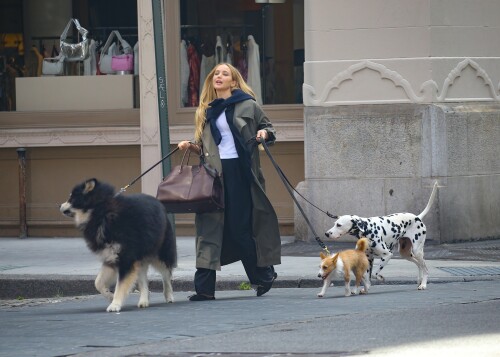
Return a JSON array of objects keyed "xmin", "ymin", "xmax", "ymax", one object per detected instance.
[{"xmin": 194, "ymin": 158, "xmax": 275, "ymax": 296}]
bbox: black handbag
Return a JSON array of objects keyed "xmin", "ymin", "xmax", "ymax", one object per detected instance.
[{"xmin": 156, "ymin": 149, "xmax": 224, "ymax": 214}]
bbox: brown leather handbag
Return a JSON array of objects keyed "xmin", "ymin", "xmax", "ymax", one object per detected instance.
[{"xmin": 156, "ymin": 149, "xmax": 224, "ymax": 214}]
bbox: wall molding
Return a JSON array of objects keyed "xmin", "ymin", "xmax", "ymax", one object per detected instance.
[{"xmin": 304, "ymin": 58, "xmax": 500, "ymax": 106}]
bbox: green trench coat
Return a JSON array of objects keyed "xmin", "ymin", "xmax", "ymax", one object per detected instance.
[{"xmin": 194, "ymin": 99, "xmax": 282, "ymax": 270}]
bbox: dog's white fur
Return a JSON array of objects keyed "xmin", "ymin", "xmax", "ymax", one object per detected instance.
[
  {"xmin": 325, "ymin": 182, "xmax": 438, "ymax": 290},
  {"xmin": 317, "ymin": 238, "xmax": 371, "ymax": 297}
]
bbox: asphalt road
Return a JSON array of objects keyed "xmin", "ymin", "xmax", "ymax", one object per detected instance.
[{"xmin": 1, "ymin": 280, "xmax": 499, "ymax": 357}]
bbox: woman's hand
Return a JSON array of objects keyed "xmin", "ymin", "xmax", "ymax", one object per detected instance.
[
  {"xmin": 178, "ymin": 140, "xmax": 201, "ymax": 154},
  {"xmin": 256, "ymin": 130, "xmax": 268, "ymax": 142},
  {"xmin": 178, "ymin": 140, "xmax": 192, "ymax": 151}
]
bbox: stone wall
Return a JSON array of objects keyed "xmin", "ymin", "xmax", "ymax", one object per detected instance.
[
  {"xmin": 295, "ymin": 103, "xmax": 500, "ymax": 243},
  {"xmin": 298, "ymin": 0, "xmax": 500, "ymax": 243}
]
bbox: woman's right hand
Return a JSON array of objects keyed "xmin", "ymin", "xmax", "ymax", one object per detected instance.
[
  {"xmin": 178, "ymin": 140, "xmax": 192, "ymax": 151},
  {"xmin": 178, "ymin": 140, "xmax": 201, "ymax": 154}
]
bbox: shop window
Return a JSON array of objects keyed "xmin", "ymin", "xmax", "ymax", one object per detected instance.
[
  {"xmin": 0, "ymin": 0, "xmax": 139, "ymax": 111},
  {"xmin": 179, "ymin": 0, "xmax": 304, "ymax": 107}
]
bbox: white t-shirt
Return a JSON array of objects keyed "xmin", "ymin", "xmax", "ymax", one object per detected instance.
[{"xmin": 215, "ymin": 111, "xmax": 239, "ymax": 159}]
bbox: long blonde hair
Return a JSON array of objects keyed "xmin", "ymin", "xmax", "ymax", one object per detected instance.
[{"xmin": 194, "ymin": 63, "xmax": 256, "ymax": 142}]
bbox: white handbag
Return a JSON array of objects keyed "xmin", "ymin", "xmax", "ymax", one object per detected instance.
[
  {"xmin": 42, "ymin": 55, "xmax": 65, "ymax": 75},
  {"xmin": 99, "ymin": 31, "xmax": 132, "ymax": 74}
]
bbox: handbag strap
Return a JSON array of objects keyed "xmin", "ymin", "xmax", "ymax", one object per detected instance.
[
  {"xmin": 100, "ymin": 30, "xmax": 132, "ymax": 56},
  {"xmin": 44, "ymin": 54, "xmax": 66, "ymax": 63},
  {"xmin": 60, "ymin": 18, "xmax": 88, "ymax": 42}
]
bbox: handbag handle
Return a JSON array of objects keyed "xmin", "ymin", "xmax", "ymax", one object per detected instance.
[
  {"xmin": 100, "ymin": 30, "xmax": 132, "ymax": 56},
  {"xmin": 60, "ymin": 18, "xmax": 88, "ymax": 42}
]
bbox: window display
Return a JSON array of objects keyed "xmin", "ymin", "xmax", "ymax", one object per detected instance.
[{"xmin": 180, "ymin": 0, "xmax": 304, "ymax": 106}]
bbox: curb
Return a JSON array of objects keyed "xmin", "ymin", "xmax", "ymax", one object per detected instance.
[{"xmin": 2, "ymin": 275, "xmax": 499, "ymax": 300}]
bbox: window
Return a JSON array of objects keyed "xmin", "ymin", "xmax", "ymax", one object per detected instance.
[{"xmin": 179, "ymin": 0, "xmax": 304, "ymax": 107}]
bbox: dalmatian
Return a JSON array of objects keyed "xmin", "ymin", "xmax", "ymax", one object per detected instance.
[{"xmin": 325, "ymin": 182, "xmax": 438, "ymax": 290}]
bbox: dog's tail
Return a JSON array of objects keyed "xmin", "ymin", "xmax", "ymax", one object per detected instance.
[
  {"xmin": 355, "ymin": 237, "xmax": 369, "ymax": 252},
  {"xmin": 417, "ymin": 181, "xmax": 439, "ymax": 220}
]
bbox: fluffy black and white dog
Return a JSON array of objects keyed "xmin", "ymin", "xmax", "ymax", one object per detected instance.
[
  {"xmin": 60, "ymin": 178, "xmax": 176, "ymax": 312},
  {"xmin": 325, "ymin": 182, "xmax": 438, "ymax": 290}
]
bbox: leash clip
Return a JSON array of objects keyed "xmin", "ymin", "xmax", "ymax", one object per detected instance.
[{"xmin": 115, "ymin": 185, "xmax": 129, "ymax": 197}]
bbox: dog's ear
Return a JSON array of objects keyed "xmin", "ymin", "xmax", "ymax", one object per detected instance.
[
  {"xmin": 332, "ymin": 253, "xmax": 339, "ymax": 265},
  {"xmin": 320, "ymin": 252, "xmax": 327, "ymax": 260},
  {"xmin": 83, "ymin": 178, "xmax": 97, "ymax": 194},
  {"xmin": 354, "ymin": 219, "xmax": 368, "ymax": 234}
]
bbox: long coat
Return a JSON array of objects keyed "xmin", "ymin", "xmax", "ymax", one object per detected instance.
[{"xmin": 194, "ymin": 99, "xmax": 281, "ymax": 270}]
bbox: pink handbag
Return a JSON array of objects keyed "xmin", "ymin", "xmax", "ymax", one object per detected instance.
[{"xmin": 111, "ymin": 53, "xmax": 134, "ymax": 72}]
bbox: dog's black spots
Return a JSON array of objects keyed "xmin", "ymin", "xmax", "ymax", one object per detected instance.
[
  {"xmin": 423, "ymin": 231, "xmax": 426, "ymax": 234},
  {"xmin": 371, "ymin": 241, "xmax": 377, "ymax": 248},
  {"xmin": 389, "ymin": 189, "xmax": 394, "ymax": 196},
  {"xmin": 381, "ymin": 258, "xmax": 385, "ymax": 262},
  {"xmin": 415, "ymin": 217, "xmax": 421, "ymax": 222},
  {"xmin": 374, "ymin": 230, "xmax": 378, "ymax": 235},
  {"xmin": 377, "ymin": 239, "xmax": 381, "ymax": 243},
  {"xmin": 382, "ymin": 227, "xmax": 387, "ymax": 235}
]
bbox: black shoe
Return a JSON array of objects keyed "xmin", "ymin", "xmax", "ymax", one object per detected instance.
[
  {"xmin": 188, "ymin": 294, "xmax": 215, "ymax": 301},
  {"xmin": 256, "ymin": 272, "xmax": 278, "ymax": 297}
]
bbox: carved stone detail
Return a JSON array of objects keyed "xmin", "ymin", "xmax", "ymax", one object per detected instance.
[{"xmin": 303, "ymin": 58, "xmax": 500, "ymax": 106}]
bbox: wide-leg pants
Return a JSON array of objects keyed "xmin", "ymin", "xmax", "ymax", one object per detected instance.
[{"xmin": 194, "ymin": 158, "xmax": 275, "ymax": 296}]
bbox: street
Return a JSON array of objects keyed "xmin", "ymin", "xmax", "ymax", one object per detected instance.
[{"xmin": 1, "ymin": 280, "xmax": 499, "ymax": 357}]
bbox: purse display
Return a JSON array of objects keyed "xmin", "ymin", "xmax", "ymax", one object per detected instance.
[
  {"xmin": 42, "ymin": 55, "xmax": 65, "ymax": 75},
  {"xmin": 99, "ymin": 31, "xmax": 133, "ymax": 74},
  {"xmin": 156, "ymin": 149, "xmax": 224, "ymax": 214},
  {"xmin": 111, "ymin": 53, "xmax": 134, "ymax": 72},
  {"xmin": 60, "ymin": 18, "xmax": 90, "ymax": 62}
]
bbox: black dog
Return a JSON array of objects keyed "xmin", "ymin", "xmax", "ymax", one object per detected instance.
[{"xmin": 60, "ymin": 178, "xmax": 176, "ymax": 312}]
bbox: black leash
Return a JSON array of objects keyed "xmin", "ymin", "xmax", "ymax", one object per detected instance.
[
  {"xmin": 257, "ymin": 138, "xmax": 331, "ymax": 255},
  {"xmin": 116, "ymin": 146, "xmax": 180, "ymax": 196}
]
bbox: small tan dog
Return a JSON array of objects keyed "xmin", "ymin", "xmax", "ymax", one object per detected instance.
[{"xmin": 317, "ymin": 238, "xmax": 371, "ymax": 297}]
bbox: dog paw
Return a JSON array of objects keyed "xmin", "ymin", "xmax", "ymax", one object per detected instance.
[
  {"xmin": 106, "ymin": 302, "xmax": 122, "ymax": 312},
  {"xmin": 376, "ymin": 275, "xmax": 385, "ymax": 282},
  {"xmin": 317, "ymin": 293, "xmax": 324, "ymax": 298},
  {"xmin": 138, "ymin": 300, "xmax": 149, "ymax": 308},
  {"xmin": 165, "ymin": 294, "xmax": 174, "ymax": 303},
  {"xmin": 417, "ymin": 284, "xmax": 427, "ymax": 290},
  {"xmin": 360, "ymin": 289, "xmax": 368, "ymax": 294}
]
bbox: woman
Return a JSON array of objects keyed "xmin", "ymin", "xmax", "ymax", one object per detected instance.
[{"xmin": 178, "ymin": 63, "xmax": 281, "ymax": 301}]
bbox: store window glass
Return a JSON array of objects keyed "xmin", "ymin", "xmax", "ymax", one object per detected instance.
[
  {"xmin": 0, "ymin": 0, "xmax": 138, "ymax": 111},
  {"xmin": 180, "ymin": 0, "xmax": 304, "ymax": 107}
]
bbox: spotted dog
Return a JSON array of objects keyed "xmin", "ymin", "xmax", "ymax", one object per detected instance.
[{"xmin": 325, "ymin": 182, "xmax": 438, "ymax": 290}]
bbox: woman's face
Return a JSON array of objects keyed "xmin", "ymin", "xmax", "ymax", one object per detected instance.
[{"xmin": 212, "ymin": 64, "xmax": 235, "ymax": 95}]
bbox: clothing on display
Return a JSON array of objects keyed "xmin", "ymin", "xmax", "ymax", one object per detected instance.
[{"xmin": 180, "ymin": 33, "xmax": 261, "ymax": 106}]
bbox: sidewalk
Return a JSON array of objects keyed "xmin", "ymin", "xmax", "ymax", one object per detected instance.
[{"xmin": 1, "ymin": 236, "xmax": 499, "ymax": 299}]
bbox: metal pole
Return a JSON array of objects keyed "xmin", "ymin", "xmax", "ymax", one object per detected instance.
[
  {"xmin": 16, "ymin": 148, "xmax": 27, "ymax": 238},
  {"xmin": 152, "ymin": 0, "xmax": 171, "ymax": 177},
  {"xmin": 152, "ymin": 0, "xmax": 175, "ymax": 232}
]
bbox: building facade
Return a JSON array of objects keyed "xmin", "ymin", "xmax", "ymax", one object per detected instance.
[{"xmin": 1, "ymin": 0, "xmax": 498, "ymax": 242}]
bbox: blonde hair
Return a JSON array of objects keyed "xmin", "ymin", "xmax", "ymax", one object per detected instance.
[{"xmin": 194, "ymin": 63, "xmax": 256, "ymax": 142}]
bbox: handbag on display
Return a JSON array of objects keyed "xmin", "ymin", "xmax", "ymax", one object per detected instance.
[
  {"xmin": 99, "ymin": 31, "xmax": 132, "ymax": 74},
  {"xmin": 42, "ymin": 54, "xmax": 65, "ymax": 75},
  {"xmin": 156, "ymin": 149, "xmax": 224, "ymax": 214},
  {"xmin": 60, "ymin": 18, "xmax": 90, "ymax": 62},
  {"xmin": 111, "ymin": 53, "xmax": 134, "ymax": 72}
]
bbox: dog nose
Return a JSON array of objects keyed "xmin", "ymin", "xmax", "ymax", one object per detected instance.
[
  {"xmin": 317, "ymin": 273, "xmax": 321, "ymax": 278},
  {"xmin": 325, "ymin": 232, "xmax": 329, "ymax": 237}
]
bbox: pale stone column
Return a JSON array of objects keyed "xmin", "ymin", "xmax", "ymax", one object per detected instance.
[{"xmin": 137, "ymin": 0, "xmax": 163, "ymax": 195}]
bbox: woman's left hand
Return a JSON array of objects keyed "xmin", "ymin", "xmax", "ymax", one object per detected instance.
[{"xmin": 256, "ymin": 129, "xmax": 268, "ymax": 142}]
